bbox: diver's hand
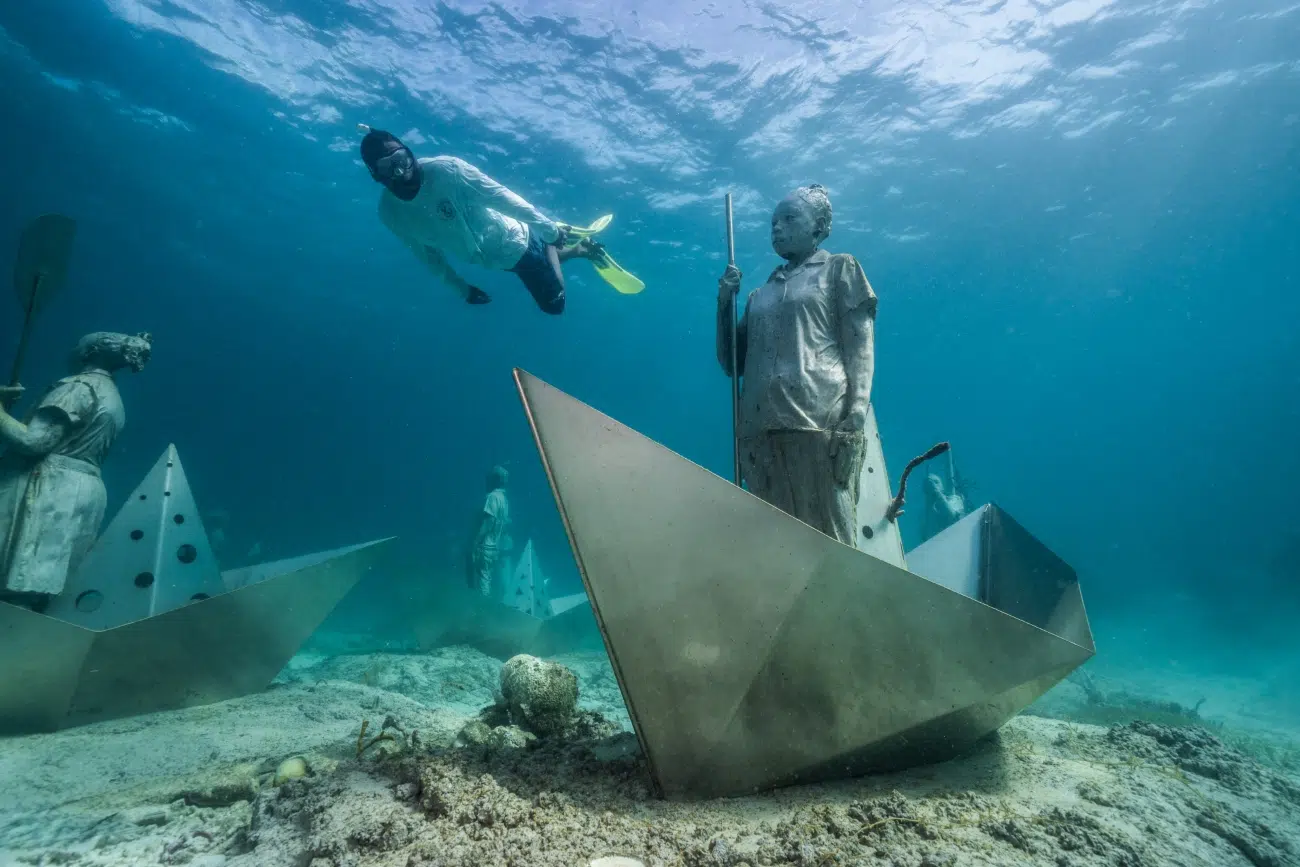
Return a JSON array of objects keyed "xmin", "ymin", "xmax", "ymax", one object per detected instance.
[
  {"xmin": 553, "ymin": 223, "xmax": 572, "ymax": 248},
  {"xmin": 718, "ymin": 265, "xmax": 742, "ymax": 304},
  {"xmin": 467, "ymin": 286, "xmax": 492, "ymax": 305},
  {"xmin": 0, "ymin": 385, "xmax": 24, "ymax": 410}
]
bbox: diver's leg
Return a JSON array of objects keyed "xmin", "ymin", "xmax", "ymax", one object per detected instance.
[
  {"xmin": 556, "ymin": 239, "xmax": 603, "ymax": 263},
  {"xmin": 512, "ymin": 244, "xmax": 567, "ymax": 315}
]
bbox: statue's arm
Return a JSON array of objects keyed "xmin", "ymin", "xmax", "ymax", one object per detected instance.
[
  {"xmin": 716, "ymin": 293, "xmax": 748, "ymax": 377},
  {"xmin": 835, "ymin": 255, "xmax": 877, "ymax": 430},
  {"xmin": 0, "ymin": 408, "xmax": 71, "ymax": 457}
]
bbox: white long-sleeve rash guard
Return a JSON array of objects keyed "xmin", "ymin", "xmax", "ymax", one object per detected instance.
[{"xmin": 377, "ymin": 156, "xmax": 562, "ymax": 301}]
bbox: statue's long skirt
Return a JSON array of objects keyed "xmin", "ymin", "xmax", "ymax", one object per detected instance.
[{"xmin": 0, "ymin": 452, "xmax": 105, "ymax": 596}]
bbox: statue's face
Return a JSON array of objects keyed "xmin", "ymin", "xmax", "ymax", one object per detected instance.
[
  {"xmin": 770, "ymin": 196, "xmax": 822, "ymax": 260},
  {"xmin": 121, "ymin": 335, "xmax": 152, "ymax": 373}
]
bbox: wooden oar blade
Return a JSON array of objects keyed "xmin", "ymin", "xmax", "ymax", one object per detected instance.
[{"xmin": 14, "ymin": 213, "xmax": 77, "ymax": 316}]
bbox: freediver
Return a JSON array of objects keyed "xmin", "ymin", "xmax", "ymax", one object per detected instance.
[
  {"xmin": 717, "ymin": 184, "xmax": 877, "ymax": 548},
  {"xmin": 0, "ymin": 332, "xmax": 152, "ymax": 611},
  {"xmin": 359, "ymin": 126, "xmax": 608, "ymax": 315},
  {"xmin": 467, "ymin": 465, "xmax": 513, "ymax": 598}
]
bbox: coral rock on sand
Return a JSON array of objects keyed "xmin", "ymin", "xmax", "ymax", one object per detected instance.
[
  {"xmin": 272, "ymin": 757, "xmax": 308, "ymax": 786},
  {"xmin": 500, "ymin": 653, "xmax": 579, "ymax": 736}
]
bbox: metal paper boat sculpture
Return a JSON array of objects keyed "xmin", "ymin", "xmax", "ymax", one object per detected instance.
[
  {"xmin": 0, "ymin": 444, "xmax": 392, "ymax": 734},
  {"xmin": 501, "ymin": 537, "xmax": 589, "ymax": 620},
  {"xmin": 513, "ymin": 369, "xmax": 1095, "ymax": 800},
  {"xmin": 410, "ymin": 540, "xmax": 599, "ymax": 660}
]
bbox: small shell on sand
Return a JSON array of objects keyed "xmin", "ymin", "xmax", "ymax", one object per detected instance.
[
  {"xmin": 589, "ymin": 858, "xmax": 646, "ymax": 867},
  {"xmin": 272, "ymin": 756, "xmax": 309, "ymax": 785}
]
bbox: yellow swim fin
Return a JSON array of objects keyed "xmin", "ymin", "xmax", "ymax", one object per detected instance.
[
  {"xmin": 590, "ymin": 246, "xmax": 644, "ymax": 295},
  {"xmin": 566, "ymin": 214, "xmax": 613, "ymax": 240}
]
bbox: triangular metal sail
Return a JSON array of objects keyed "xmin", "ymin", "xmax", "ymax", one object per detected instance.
[
  {"xmin": 502, "ymin": 538, "xmax": 546, "ymax": 617},
  {"xmin": 45, "ymin": 444, "xmax": 226, "ymax": 629},
  {"xmin": 852, "ymin": 403, "xmax": 905, "ymax": 566},
  {"xmin": 513, "ymin": 368, "xmax": 1095, "ymax": 800}
]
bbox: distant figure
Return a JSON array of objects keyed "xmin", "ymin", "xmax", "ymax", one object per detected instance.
[
  {"xmin": 920, "ymin": 451, "xmax": 971, "ymax": 543},
  {"xmin": 0, "ymin": 332, "xmax": 152, "ymax": 610},
  {"xmin": 468, "ymin": 465, "xmax": 513, "ymax": 597},
  {"xmin": 359, "ymin": 126, "xmax": 605, "ymax": 315},
  {"xmin": 716, "ymin": 184, "xmax": 877, "ymax": 547},
  {"xmin": 203, "ymin": 508, "xmax": 231, "ymax": 563}
]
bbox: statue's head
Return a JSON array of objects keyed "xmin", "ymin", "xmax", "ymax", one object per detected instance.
[
  {"xmin": 926, "ymin": 473, "xmax": 945, "ymax": 496},
  {"xmin": 73, "ymin": 331, "xmax": 152, "ymax": 374},
  {"xmin": 487, "ymin": 465, "xmax": 509, "ymax": 492},
  {"xmin": 771, "ymin": 184, "xmax": 832, "ymax": 260}
]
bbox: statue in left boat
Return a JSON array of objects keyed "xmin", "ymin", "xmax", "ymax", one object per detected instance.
[{"xmin": 0, "ymin": 331, "xmax": 152, "ymax": 611}]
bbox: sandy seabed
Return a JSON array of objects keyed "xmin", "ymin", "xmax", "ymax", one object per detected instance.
[{"xmin": 1, "ymin": 645, "xmax": 1297, "ymax": 867}]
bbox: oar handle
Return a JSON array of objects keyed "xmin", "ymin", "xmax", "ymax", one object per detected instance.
[
  {"xmin": 6, "ymin": 275, "xmax": 41, "ymax": 402},
  {"xmin": 724, "ymin": 193, "xmax": 741, "ymax": 486}
]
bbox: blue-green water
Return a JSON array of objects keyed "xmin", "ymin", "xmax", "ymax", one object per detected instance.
[{"xmin": 1, "ymin": 0, "xmax": 1298, "ymax": 824}]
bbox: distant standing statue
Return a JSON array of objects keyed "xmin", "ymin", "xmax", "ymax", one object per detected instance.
[
  {"xmin": 0, "ymin": 331, "xmax": 152, "ymax": 609},
  {"xmin": 716, "ymin": 185, "xmax": 877, "ymax": 547},
  {"xmin": 467, "ymin": 465, "xmax": 513, "ymax": 597}
]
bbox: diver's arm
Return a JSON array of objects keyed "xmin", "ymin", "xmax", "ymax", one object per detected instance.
[
  {"xmin": 416, "ymin": 244, "xmax": 479, "ymax": 302},
  {"xmin": 0, "ymin": 409, "xmax": 70, "ymax": 457},
  {"xmin": 453, "ymin": 158, "xmax": 562, "ymax": 243},
  {"xmin": 380, "ymin": 201, "xmax": 478, "ymax": 302},
  {"xmin": 835, "ymin": 256, "xmax": 877, "ymax": 430}
]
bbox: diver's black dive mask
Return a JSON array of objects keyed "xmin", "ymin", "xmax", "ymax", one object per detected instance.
[{"xmin": 370, "ymin": 146, "xmax": 421, "ymax": 200}]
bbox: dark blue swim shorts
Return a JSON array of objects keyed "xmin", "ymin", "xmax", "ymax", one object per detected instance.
[{"xmin": 509, "ymin": 229, "xmax": 565, "ymax": 315}]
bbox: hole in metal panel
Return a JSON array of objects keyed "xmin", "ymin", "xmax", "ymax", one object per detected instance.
[{"xmin": 75, "ymin": 590, "xmax": 103, "ymax": 612}]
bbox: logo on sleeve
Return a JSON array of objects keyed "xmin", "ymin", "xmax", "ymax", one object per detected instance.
[{"xmin": 436, "ymin": 199, "xmax": 456, "ymax": 221}]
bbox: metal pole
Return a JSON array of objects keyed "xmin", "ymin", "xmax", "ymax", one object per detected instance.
[{"xmin": 724, "ymin": 193, "xmax": 741, "ymax": 486}]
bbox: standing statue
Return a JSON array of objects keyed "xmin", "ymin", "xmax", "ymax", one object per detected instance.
[
  {"xmin": 0, "ymin": 331, "xmax": 152, "ymax": 609},
  {"xmin": 466, "ymin": 465, "xmax": 513, "ymax": 598},
  {"xmin": 716, "ymin": 185, "xmax": 877, "ymax": 547}
]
